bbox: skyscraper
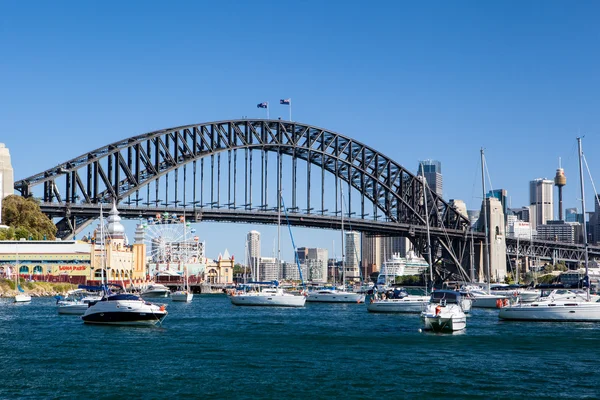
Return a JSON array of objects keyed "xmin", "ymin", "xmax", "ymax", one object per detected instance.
[
  {"xmin": 246, "ymin": 230, "xmax": 261, "ymax": 278},
  {"xmin": 529, "ymin": 178, "xmax": 554, "ymax": 229},
  {"xmin": 344, "ymin": 231, "xmax": 361, "ymax": 280},
  {"xmin": 417, "ymin": 160, "xmax": 443, "ymax": 197}
]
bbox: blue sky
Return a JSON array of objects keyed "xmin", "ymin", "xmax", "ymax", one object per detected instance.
[{"xmin": 2, "ymin": 1, "xmax": 600, "ymax": 262}]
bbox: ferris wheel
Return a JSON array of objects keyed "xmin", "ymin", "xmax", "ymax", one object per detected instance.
[{"xmin": 142, "ymin": 212, "xmax": 196, "ymax": 264}]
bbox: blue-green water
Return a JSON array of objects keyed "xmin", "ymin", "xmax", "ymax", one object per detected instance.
[{"xmin": 1, "ymin": 295, "xmax": 599, "ymax": 399}]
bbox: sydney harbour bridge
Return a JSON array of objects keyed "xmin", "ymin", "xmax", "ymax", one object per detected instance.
[{"xmin": 13, "ymin": 119, "xmax": 599, "ymax": 281}]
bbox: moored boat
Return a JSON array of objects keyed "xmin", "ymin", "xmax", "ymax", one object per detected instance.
[
  {"xmin": 421, "ymin": 290, "xmax": 467, "ymax": 332},
  {"xmin": 230, "ymin": 282, "xmax": 306, "ymax": 307}
]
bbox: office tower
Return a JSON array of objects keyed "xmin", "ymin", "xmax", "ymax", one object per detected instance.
[
  {"xmin": 417, "ymin": 159, "xmax": 443, "ymax": 197},
  {"xmin": 565, "ymin": 208, "xmax": 582, "ymax": 223},
  {"xmin": 344, "ymin": 231, "xmax": 361, "ymax": 280},
  {"xmin": 246, "ymin": 230, "xmax": 261, "ymax": 278},
  {"xmin": 529, "ymin": 178, "xmax": 554, "ymax": 229}
]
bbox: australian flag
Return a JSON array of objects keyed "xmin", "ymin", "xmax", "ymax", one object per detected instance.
[
  {"xmin": 257, "ymin": 102, "xmax": 268, "ymax": 108},
  {"xmin": 280, "ymin": 98, "xmax": 291, "ymax": 105}
]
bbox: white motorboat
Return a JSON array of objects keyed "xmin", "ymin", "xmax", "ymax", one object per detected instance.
[
  {"xmin": 141, "ymin": 283, "xmax": 170, "ymax": 298},
  {"xmin": 306, "ymin": 288, "xmax": 365, "ymax": 303},
  {"xmin": 82, "ymin": 290, "xmax": 168, "ymax": 326},
  {"xmin": 421, "ymin": 290, "xmax": 467, "ymax": 332},
  {"xmin": 57, "ymin": 288, "xmax": 103, "ymax": 315},
  {"xmin": 367, "ymin": 287, "xmax": 429, "ymax": 313},
  {"xmin": 499, "ymin": 138, "xmax": 600, "ymax": 322},
  {"xmin": 490, "ymin": 284, "xmax": 540, "ymax": 303},
  {"xmin": 230, "ymin": 283, "xmax": 306, "ymax": 307},
  {"xmin": 462, "ymin": 285, "xmax": 509, "ymax": 308},
  {"xmin": 12, "ymin": 244, "xmax": 31, "ymax": 303}
]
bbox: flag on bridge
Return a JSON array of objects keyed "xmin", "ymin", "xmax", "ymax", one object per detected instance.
[
  {"xmin": 257, "ymin": 102, "xmax": 268, "ymax": 108},
  {"xmin": 280, "ymin": 98, "xmax": 291, "ymax": 105}
]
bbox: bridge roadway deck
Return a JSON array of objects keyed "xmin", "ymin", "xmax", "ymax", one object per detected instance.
[{"xmin": 40, "ymin": 202, "xmax": 600, "ymax": 260}]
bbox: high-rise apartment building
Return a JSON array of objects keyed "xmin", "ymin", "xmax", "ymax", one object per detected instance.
[
  {"xmin": 246, "ymin": 230, "xmax": 261, "ymax": 278},
  {"xmin": 417, "ymin": 160, "xmax": 443, "ymax": 197},
  {"xmin": 296, "ymin": 247, "xmax": 328, "ymax": 283},
  {"xmin": 344, "ymin": 231, "xmax": 361, "ymax": 280},
  {"xmin": 529, "ymin": 178, "xmax": 554, "ymax": 229}
]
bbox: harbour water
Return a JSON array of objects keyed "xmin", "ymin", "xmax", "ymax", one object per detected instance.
[{"xmin": 1, "ymin": 295, "xmax": 599, "ymax": 399}]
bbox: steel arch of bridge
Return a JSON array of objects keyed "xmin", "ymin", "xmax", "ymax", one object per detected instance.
[{"xmin": 15, "ymin": 119, "xmax": 474, "ymax": 278}]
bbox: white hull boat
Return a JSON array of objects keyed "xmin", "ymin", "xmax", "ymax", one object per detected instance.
[
  {"xmin": 230, "ymin": 287, "xmax": 306, "ymax": 307},
  {"xmin": 141, "ymin": 284, "xmax": 170, "ymax": 298},
  {"xmin": 171, "ymin": 290, "xmax": 194, "ymax": 302},
  {"xmin": 367, "ymin": 296, "xmax": 429, "ymax": 313},
  {"xmin": 57, "ymin": 289, "xmax": 103, "ymax": 315},
  {"xmin": 14, "ymin": 293, "xmax": 31, "ymax": 303},
  {"xmin": 82, "ymin": 293, "xmax": 168, "ymax": 326},
  {"xmin": 421, "ymin": 290, "xmax": 467, "ymax": 332},
  {"xmin": 306, "ymin": 289, "xmax": 365, "ymax": 303},
  {"xmin": 498, "ymin": 300, "xmax": 600, "ymax": 321}
]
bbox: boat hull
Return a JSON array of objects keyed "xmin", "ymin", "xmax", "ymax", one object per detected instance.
[
  {"xmin": 14, "ymin": 294, "xmax": 31, "ymax": 303},
  {"xmin": 471, "ymin": 295, "xmax": 508, "ymax": 308},
  {"xmin": 421, "ymin": 315, "xmax": 467, "ymax": 332},
  {"xmin": 82, "ymin": 300, "xmax": 168, "ymax": 326},
  {"xmin": 140, "ymin": 291, "xmax": 170, "ymax": 298},
  {"xmin": 230, "ymin": 294, "xmax": 306, "ymax": 307},
  {"xmin": 171, "ymin": 291, "xmax": 194, "ymax": 302},
  {"xmin": 367, "ymin": 297, "xmax": 428, "ymax": 313},
  {"xmin": 498, "ymin": 302, "xmax": 600, "ymax": 322},
  {"xmin": 58, "ymin": 304, "xmax": 90, "ymax": 315},
  {"xmin": 306, "ymin": 292, "xmax": 365, "ymax": 303}
]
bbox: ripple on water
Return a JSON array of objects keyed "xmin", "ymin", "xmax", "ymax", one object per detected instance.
[{"xmin": 1, "ymin": 296, "xmax": 599, "ymax": 399}]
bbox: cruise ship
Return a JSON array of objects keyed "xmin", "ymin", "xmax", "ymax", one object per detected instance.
[{"xmin": 376, "ymin": 251, "xmax": 429, "ymax": 286}]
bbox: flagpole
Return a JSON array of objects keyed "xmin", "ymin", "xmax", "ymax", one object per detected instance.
[
  {"xmin": 289, "ymin": 99, "xmax": 292, "ymax": 121},
  {"xmin": 267, "ymin": 102, "xmax": 269, "ymax": 120}
]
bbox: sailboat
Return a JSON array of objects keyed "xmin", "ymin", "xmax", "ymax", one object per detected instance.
[
  {"xmin": 499, "ymin": 137, "xmax": 600, "ymax": 321},
  {"xmin": 306, "ymin": 180, "xmax": 365, "ymax": 303},
  {"xmin": 368, "ymin": 164, "xmax": 431, "ymax": 313},
  {"xmin": 13, "ymin": 243, "xmax": 31, "ymax": 303},
  {"xmin": 82, "ymin": 203, "xmax": 168, "ymax": 325},
  {"xmin": 230, "ymin": 190, "xmax": 306, "ymax": 307},
  {"xmin": 172, "ymin": 218, "xmax": 194, "ymax": 302},
  {"xmin": 465, "ymin": 149, "xmax": 510, "ymax": 308}
]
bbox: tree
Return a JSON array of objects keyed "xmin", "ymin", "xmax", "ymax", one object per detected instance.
[{"xmin": 1, "ymin": 195, "xmax": 57, "ymax": 240}]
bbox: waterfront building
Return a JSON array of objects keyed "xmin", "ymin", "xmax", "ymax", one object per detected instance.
[
  {"xmin": 247, "ymin": 230, "xmax": 261, "ymax": 278},
  {"xmin": 417, "ymin": 159, "xmax": 443, "ymax": 197},
  {"xmin": 205, "ymin": 249, "xmax": 234, "ymax": 284},
  {"xmin": 294, "ymin": 247, "xmax": 327, "ymax": 282},
  {"xmin": 536, "ymin": 221, "xmax": 581, "ymax": 244},
  {"xmin": 282, "ymin": 260, "xmax": 308, "ymax": 282},
  {"xmin": 259, "ymin": 256, "xmax": 279, "ymax": 281},
  {"xmin": 0, "ymin": 239, "xmax": 92, "ymax": 283},
  {"xmin": 507, "ymin": 215, "xmax": 533, "ymax": 239},
  {"xmin": 344, "ymin": 231, "xmax": 361, "ymax": 280},
  {"xmin": 529, "ymin": 178, "xmax": 554, "ymax": 229}
]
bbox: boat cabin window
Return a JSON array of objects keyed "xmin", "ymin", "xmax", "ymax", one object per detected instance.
[{"xmin": 430, "ymin": 291, "xmax": 459, "ymax": 304}]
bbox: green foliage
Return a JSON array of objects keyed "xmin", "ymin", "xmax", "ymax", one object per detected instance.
[
  {"xmin": 537, "ymin": 274, "xmax": 557, "ymax": 284},
  {"xmin": 0, "ymin": 195, "xmax": 56, "ymax": 240},
  {"xmin": 395, "ymin": 275, "xmax": 422, "ymax": 285}
]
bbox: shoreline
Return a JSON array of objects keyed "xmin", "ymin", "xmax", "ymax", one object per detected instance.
[{"xmin": 0, "ymin": 279, "xmax": 77, "ymax": 298}]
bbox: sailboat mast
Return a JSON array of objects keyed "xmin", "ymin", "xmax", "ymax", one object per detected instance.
[
  {"xmin": 577, "ymin": 137, "xmax": 590, "ymax": 301},
  {"xmin": 278, "ymin": 189, "xmax": 281, "ymax": 281},
  {"xmin": 100, "ymin": 204, "xmax": 105, "ymax": 289},
  {"xmin": 420, "ymin": 162, "xmax": 434, "ymax": 292},
  {"xmin": 480, "ymin": 148, "xmax": 491, "ymax": 293}
]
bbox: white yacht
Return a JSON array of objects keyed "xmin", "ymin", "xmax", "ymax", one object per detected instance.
[
  {"xmin": 306, "ymin": 288, "xmax": 365, "ymax": 303},
  {"xmin": 367, "ymin": 287, "xmax": 428, "ymax": 313},
  {"xmin": 82, "ymin": 290, "xmax": 168, "ymax": 326},
  {"xmin": 172, "ymin": 266, "xmax": 194, "ymax": 302},
  {"xmin": 57, "ymin": 288, "xmax": 103, "ymax": 315},
  {"xmin": 421, "ymin": 290, "xmax": 467, "ymax": 332},
  {"xmin": 230, "ymin": 282, "xmax": 306, "ymax": 307},
  {"xmin": 462, "ymin": 284, "xmax": 510, "ymax": 308},
  {"xmin": 141, "ymin": 283, "xmax": 170, "ymax": 298},
  {"xmin": 14, "ymin": 292, "xmax": 32, "ymax": 303},
  {"xmin": 490, "ymin": 284, "xmax": 540, "ymax": 303},
  {"xmin": 499, "ymin": 138, "xmax": 600, "ymax": 322}
]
